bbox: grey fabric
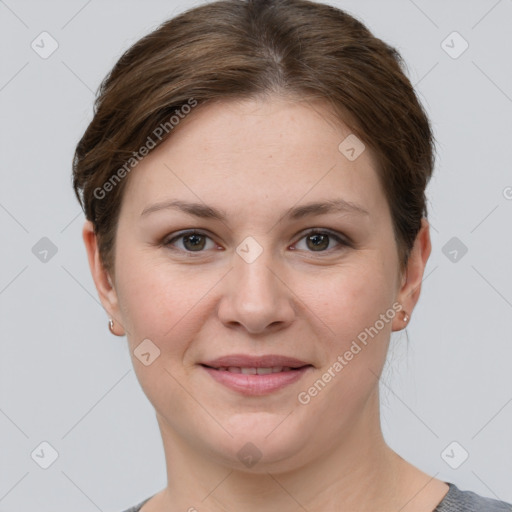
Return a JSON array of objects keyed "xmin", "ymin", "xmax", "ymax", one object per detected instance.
[
  {"xmin": 121, "ymin": 495, "xmax": 152, "ymax": 512},
  {"xmin": 120, "ymin": 482, "xmax": 512, "ymax": 511},
  {"xmin": 433, "ymin": 483, "xmax": 512, "ymax": 512}
]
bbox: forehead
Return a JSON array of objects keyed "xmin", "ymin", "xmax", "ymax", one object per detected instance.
[{"xmin": 120, "ymin": 96, "xmax": 386, "ymax": 220}]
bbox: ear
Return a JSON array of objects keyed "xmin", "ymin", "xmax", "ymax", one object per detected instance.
[
  {"xmin": 392, "ymin": 217, "xmax": 432, "ymax": 332},
  {"xmin": 82, "ymin": 220, "xmax": 126, "ymax": 336}
]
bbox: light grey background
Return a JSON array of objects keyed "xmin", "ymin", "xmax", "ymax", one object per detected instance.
[{"xmin": 1, "ymin": 0, "xmax": 511, "ymax": 510}]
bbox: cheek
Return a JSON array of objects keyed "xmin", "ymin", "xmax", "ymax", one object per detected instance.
[
  {"xmin": 301, "ymin": 260, "xmax": 395, "ymax": 342},
  {"xmin": 295, "ymin": 255, "xmax": 397, "ymax": 403},
  {"xmin": 114, "ymin": 260, "xmax": 207, "ymax": 404},
  {"xmin": 115, "ymin": 250, "xmax": 220, "ymax": 353},
  {"xmin": 294, "ymin": 267, "xmax": 395, "ymax": 422}
]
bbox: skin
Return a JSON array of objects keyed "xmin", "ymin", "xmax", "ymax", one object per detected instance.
[{"xmin": 83, "ymin": 96, "xmax": 449, "ymax": 511}]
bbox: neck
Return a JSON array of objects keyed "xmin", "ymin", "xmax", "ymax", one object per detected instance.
[{"xmin": 153, "ymin": 390, "xmax": 413, "ymax": 512}]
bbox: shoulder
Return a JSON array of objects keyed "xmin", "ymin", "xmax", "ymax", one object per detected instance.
[
  {"xmin": 435, "ymin": 482, "xmax": 512, "ymax": 512},
  {"xmin": 118, "ymin": 485, "xmax": 512, "ymax": 512}
]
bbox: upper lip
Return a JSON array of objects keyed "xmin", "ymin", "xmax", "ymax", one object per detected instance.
[{"xmin": 201, "ymin": 354, "xmax": 312, "ymax": 369}]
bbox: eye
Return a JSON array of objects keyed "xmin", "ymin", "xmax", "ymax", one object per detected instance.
[
  {"xmin": 163, "ymin": 228, "xmax": 350, "ymax": 255},
  {"xmin": 292, "ymin": 229, "xmax": 349, "ymax": 253},
  {"xmin": 164, "ymin": 230, "xmax": 217, "ymax": 253}
]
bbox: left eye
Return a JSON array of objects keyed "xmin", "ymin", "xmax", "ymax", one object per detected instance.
[{"xmin": 293, "ymin": 230, "xmax": 347, "ymax": 252}]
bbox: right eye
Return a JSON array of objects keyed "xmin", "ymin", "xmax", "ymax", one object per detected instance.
[{"xmin": 164, "ymin": 230, "xmax": 218, "ymax": 253}]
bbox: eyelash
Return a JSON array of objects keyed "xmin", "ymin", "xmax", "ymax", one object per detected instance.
[{"xmin": 162, "ymin": 229, "xmax": 351, "ymax": 256}]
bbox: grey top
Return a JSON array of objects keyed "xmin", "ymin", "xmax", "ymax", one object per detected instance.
[{"xmin": 121, "ymin": 482, "xmax": 512, "ymax": 511}]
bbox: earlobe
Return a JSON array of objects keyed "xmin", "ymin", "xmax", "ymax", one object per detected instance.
[{"xmin": 82, "ymin": 220, "xmax": 126, "ymax": 336}]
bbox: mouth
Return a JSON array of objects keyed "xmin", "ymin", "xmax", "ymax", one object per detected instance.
[
  {"xmin": 202, "ymin": 365, "xmax": 306, "ymax": 374},
  {"xmin": 199, "ymin": 354, "xmax": 313, "ymax": 395}
]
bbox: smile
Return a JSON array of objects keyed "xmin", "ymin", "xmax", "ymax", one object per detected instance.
[
  {"xmin": 211, "ymin": 366, "xmax": 296, "ymax": 374},
  {"xmin": 200, "ymin": 360, "xmax": 313, "ymax": 396}
]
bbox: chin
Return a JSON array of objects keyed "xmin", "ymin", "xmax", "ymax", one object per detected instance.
[{"xmin": 206, "ymin": 414, "xmax": 311, "ymax": 473}]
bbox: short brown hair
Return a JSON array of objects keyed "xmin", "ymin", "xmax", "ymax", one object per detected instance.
[{"xmin": 72, "ymin": 0, "xmax": 435, "ymax": 275}]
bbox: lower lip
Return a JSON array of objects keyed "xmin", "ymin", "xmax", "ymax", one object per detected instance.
[{"xmin": 201, "ymin": 365, "xmax": 312, "ymax": 396}]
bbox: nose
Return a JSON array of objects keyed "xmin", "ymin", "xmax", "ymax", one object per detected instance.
[{"xmin": 217, "ymin": 243, "xmax": 296, "ymax": 335}]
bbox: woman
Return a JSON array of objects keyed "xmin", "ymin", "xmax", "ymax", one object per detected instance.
[{"xmin": 72, "ymin": 0, "xmax": 512, "ymax": 510}]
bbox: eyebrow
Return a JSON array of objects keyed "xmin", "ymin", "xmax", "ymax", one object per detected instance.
[{"xmin": 140, "ymin": 198, "xmax": 369, "ymax": 220}]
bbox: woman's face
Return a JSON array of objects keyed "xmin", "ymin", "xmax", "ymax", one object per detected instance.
[{"xmin": 86, "ymin": 96, "xmax": 430, "ymax": 472}]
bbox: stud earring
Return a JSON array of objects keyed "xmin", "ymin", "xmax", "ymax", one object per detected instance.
[
  {"xmin": 108, "ymin": 318, "xmax": 115, "ymax": 334},
  {"xmin": 402, "ymin": 311, "xmax": 409, "ymax": 324}
]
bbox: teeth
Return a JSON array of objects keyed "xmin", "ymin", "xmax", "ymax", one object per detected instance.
[
  {"xmin": 215, "ymin": 366, "xmax": 296, "ymax": 374},
  {"xmin": 256, "ymin": 367, "xmax": 273, "ymax": 375}
]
